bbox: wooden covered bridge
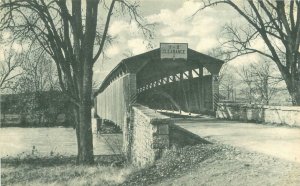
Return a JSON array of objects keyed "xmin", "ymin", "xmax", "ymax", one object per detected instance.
[{"xmin": 94, "ymin": 43, "xmax": 224, "ymax": 166}]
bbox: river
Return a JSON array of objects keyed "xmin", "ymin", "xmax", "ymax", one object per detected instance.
[{"xmin": 0, "ymin": 127, "xmax": 122, "ymax": 157}]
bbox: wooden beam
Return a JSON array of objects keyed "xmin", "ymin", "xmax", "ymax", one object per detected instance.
[
  {"xmin": 180, "ymin": 72, "xmax": 183, "ymax": 81},
  {"xmin": 188, "ymin": 70, "xmax": 193, "ymax": 79},
  {"xmin": 193, "ymin": 69, "xmax": 199, "ymax": 76},
  {"xmin": 183, "ymin": 71, "xmax": 189, "ymax": 79},
  {"xmin": 166, "ymin": 76, "xmax": 170, "ymax": 83},
  {"xmin": 199, "ymin": 66, "xmax": 203, "ymax": 77}
]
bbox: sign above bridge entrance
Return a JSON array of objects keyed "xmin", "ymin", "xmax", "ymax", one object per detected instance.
[{"xmin": 160, "ymin": 43, "xmax": 188, "ymax": 60}]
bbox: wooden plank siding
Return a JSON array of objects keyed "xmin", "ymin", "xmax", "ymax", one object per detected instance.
[{"xmin": 96, "ymin": 74, "xmax": 136, "ymax": 129}]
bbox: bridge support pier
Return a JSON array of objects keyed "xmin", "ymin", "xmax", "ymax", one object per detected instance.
[{"xmin": 123, "ymin": 104, "xmax": 172, "ymax": 167}]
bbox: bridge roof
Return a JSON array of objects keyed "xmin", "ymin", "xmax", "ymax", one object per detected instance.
[{"xmin": 95, "ymin": 47, "xmax": 224, "ymax": 95}]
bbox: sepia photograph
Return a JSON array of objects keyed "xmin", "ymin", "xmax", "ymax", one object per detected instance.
[{"xmin": 0, "ymin": 0, "xmax": 300, "ymax": 185}]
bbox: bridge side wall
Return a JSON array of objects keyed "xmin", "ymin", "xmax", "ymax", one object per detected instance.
[
  {"xmin": 124, "ymin": 104, "xmax": 171, "ymax": 167},
  {"xmin": 216, "ymin": 103, "xmax": 300, "ymax": 127},
  {"xmin": 96, "ymin": 74, "xmax": 136, "ymax": 129}
]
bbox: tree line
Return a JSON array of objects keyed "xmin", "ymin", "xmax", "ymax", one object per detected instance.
[{"xmin": 1, "ymin": 90, "xmax": 75, "ymax": 127}]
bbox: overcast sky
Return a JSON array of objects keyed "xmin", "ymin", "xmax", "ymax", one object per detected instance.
[
  {"xmin": 93, "ymin": 0, "xmax": 249, "ymax": 84},
  {"xmin": 0, "ymin": 0, "xmax": 264, "ymax": 86}
]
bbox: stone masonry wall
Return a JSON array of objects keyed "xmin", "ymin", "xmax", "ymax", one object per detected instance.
[
  {"xmin": 125, "ymin": 104, "xmax": 172, "ymax": 167},
  {"xmin": 216, "ymin": 103, "xmax": 300, "ymax": 127}
]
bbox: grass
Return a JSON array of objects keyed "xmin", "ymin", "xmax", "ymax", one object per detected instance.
[
  {"xmin": 3, "ymin": 139, "xmax": 300, "ymax": 186},
  {"xmin": 2, "ymin": 163, "xmax": 132, "ymax": 186},
  {"xmin": 1, "ymin": 151, "xmax": 133, "ymax": 186},
  {"xmin": 1, "ymin": 143, "xmax": 220, "ymax": 186},
  {"xmin": 0, "ymin": 140, "xmax": 236, "ymax": 186}
]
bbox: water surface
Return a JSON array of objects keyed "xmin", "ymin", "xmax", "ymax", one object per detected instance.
[{"xmin": 0, "ymin": 127, "xmax": 122, "ymax": 157}]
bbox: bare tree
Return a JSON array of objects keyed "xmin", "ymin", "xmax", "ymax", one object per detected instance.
[
  {"xmin": 236, "ymin": 66, "xmax": 256, "ymax": 104},
  {"xmin": 14, "ymin": 49, "xmax": 60, "ymax": 124},
  {"xmin": 16, "ymin": 50, "xmax": 59, "ymax": 93},
  {"xmin": 0, "ymin": 47, "xmax": 24, "ymax": 92},
  {"xmin": 195, "ymin": 0, "xmax": 300, "ymax": 105},
  {"xmin": 0, "ymin": 0, "xmax": 151, "ymax": 164},
  {"xmin": 251, "ymin": 61, "xmax": 283, "ymax": 105},
  {"xmin": 218, "ymin": 64, "xmax": 238, "ymax": 102},
  {"xmin": 207, "ymin": 48, "xmax": 238, "ymax": 102},
  {"xmin": 237, "ymin": 61, "xmax": 284, "ymax": 105}
]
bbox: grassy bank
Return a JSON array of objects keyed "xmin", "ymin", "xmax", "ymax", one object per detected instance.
[
  {"xmin": 2, "ymin": 142, "xmax": 300, "ymax": 186},
  {"xmin": 1, "ymin": 144, "xmax": 220, "ymax": 186},
  {"xmin": 1, "ymin": 154, "xmax": 131, "ymax": 186}
]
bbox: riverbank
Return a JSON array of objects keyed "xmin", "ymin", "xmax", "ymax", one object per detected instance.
[{"xmin": 2, "ymin": 142, "xmax": 300, "ymax": 186}]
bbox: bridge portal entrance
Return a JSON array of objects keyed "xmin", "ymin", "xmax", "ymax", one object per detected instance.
[{"xmin": 134, "ymin": 43, "xmax": 223, "ymax": 114}]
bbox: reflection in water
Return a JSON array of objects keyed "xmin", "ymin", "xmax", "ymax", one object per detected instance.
[{"xmin": 0, "ymin": 127, "xmax": 122, "ymax": 157}]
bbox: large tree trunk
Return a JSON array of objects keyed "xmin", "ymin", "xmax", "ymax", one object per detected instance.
[
  {"xmin": 76, "ymin": 64, "xmax": 94, "ymax": 164},
  {"xmin": 289, "ymin": 81, "xmax": 300, "ymax": 106},
  {"xmin": 77, "ymin": 103, "xmax": 94, "ymax": 164},
  {"xmin": 294, "ymin": 87, "xmax": 300, "ymax": 106},
  {"xmin": 74, "ymin": 0, "xmax": 99, "ymax": 163},
  {"xmin": 284, "ymin": 75, "xmax": 300, "ymax": 106}
]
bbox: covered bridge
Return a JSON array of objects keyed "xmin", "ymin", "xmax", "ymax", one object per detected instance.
[{"xmin": 94, "ymin": 43, "xmax": 224, "ymax": 129}]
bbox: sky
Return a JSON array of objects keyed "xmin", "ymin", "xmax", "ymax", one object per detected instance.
[
  {"xmin": 0, "ymin": 0, "xmax": 267, "ymax": 87},
  {"xmin": 93, "ymin": 0, "xmax": 252, "ymax": 84}
]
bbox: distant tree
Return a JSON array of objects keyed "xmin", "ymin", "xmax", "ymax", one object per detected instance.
[
  {"xmin": 0, "ymin": 0, "xmax": 151, "ymax": 164},
  {"xmin": 236, "ymin": 65, "xmax": 256, "ymax": 104},
  {"xmin": 13, "ymin": 49, "xmax": 61, "ymax": 126},
  {"xmin": 0, "ymin": 46, "xmax": 24, "ymax": 92},
  {"xmin": 195, "ymin": 0, "xmax": 300, "ymax": 105},
  {"xmin": 250, "ymin": 61, "xmax": 284, "ymax": 105},
  {"xmin": 218, "ymin": 64, "xmax": 238, "ymax": 102},
  {"xmin": 16, "ymin": 49, "xmax": 59, "ymax": 93},
  {"xmin": 238, "ymin": 61, "xmax": 284, "ymax": 105}
]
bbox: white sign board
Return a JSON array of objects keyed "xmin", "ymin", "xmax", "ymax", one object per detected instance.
[{"xmin": 160, "ymin": 43, "xmax": 188, "ymax": 60}]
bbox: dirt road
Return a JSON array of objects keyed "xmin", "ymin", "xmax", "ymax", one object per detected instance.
[{"xmin": 175, "ymin": 118, "xmax": 300, "ymax": 163}]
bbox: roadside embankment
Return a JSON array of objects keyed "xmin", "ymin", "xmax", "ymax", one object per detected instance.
[{"xmin": 122, "ymin": 141, "xmax": 300, "ymax": 186}]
